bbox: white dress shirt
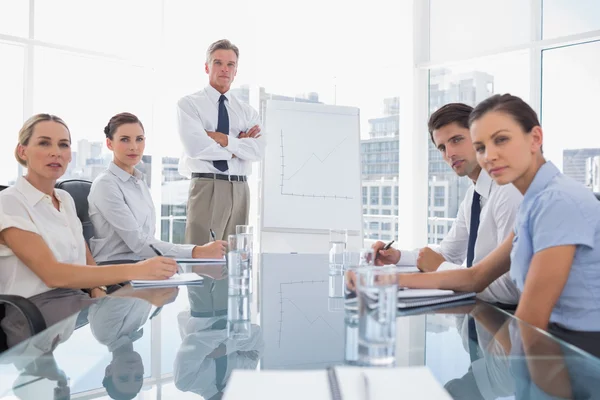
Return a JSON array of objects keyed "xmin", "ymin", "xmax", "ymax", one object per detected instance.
[
  {"xmin": 177, "ymin": 85, "xmax": 266, "ymax": 177},
  {"xmin": 399, "ymin": 170, "xmax": 523, "ymax": 304},
  {"xmin": 0, "ymin": 177, "xmax": 86, "ymax": 298},
  {"xmin": 174, "ymin": 310, "xmax": 264, "ymax": 398},
  {"xmin": 88, "ymin": 162, "xmax": 195, "ymax": 262}
]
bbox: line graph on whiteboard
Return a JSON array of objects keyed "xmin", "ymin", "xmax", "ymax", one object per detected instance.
[{"xmin": 279, "ymin": 129, "xmax": 354, "ymax": 200}]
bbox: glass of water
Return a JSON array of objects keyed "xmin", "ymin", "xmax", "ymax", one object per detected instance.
[
  {"xmin": 328, "ymin": 229, "xmax": 347, "ymax": 269},
  {"xmin": 359, "ymin": 248, "xmax": 375, "ymax": 267},
  {"xmin": 356, "ymin": 266, "xmax": 398, "ymax": 366},
  {"xmin": 235, "ymin": 226, "xmax": 254, "ymax": 294},
  {"xmin": 228, "ymin": 234, "xmax": 249, "ymax": 295},
  {"xmin": 228, "ymin": 292, "xmax": 252, "ymax": 339}
]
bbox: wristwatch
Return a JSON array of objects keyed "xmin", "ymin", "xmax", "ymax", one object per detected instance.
[{"xmin": 95, "ymin": 286, "xmax": 108, "ymax": 293}]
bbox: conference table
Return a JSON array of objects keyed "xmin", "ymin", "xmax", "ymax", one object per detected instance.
[{"xmin": 1, "ymin": 253, "xmax": 599, "ymax": 399}]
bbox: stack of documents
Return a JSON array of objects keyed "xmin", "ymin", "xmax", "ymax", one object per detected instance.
[
  {"xmin": 345, "ymin": 288, "xmax": 475, "ymax": 311},
  {"xmin": 223, "ymin": 366, "xmax": 451, "ymax": 400},
  {"xmin": 131, "ymin": 272, "xmax": 204, "ymax": 288}
]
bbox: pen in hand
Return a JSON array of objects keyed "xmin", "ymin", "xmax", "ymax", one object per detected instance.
[
  {"xmin": 209, "ymin": 229, "xmax": 217, "ymax": 242},
  {"xmin": 149, "ymin": 244, "xmax": 182, "ymax": 274},
  {"xmin": 383, "ymin": 240, "xmax": 395, "ymax": 250},
  {"xmin": 149, "ymin": 244, "xmax": 163, "ymax": 256}
]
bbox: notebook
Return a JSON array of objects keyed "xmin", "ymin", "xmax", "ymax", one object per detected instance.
[
  {"xmin": 131, "ymin": 272, "xmax": 204, "ymax": 288},
  {"xmin": 223, "ymin": 366, "xmax": 451, "ymax": 400},
  {"xmin": 396, "ymin": 298, "xmax": 476, "ymax": 316},
  {"xmin": 396, "ymin": 290, "xmax": 476, "ymax": 308}
]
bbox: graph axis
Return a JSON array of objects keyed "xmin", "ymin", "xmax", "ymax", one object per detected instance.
[
  {"xmin": 279, "ymin": 129, "xmax": 354, "ymax": 200},
  {"xmin": 277, "ymin": 279, "xmax": 339, "ymax": 348}
]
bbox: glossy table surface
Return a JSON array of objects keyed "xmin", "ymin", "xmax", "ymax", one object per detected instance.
[{"xmin": 1, "ymin": 253, "xmax": 599, "ymax": 399}]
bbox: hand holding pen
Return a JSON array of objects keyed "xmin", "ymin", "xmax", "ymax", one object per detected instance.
[
  {"xmin": 371, "ymin": 240, "xmax": 400, "ymax": 266},
  {"xmin": 149, "ymin": 244, "xmax": 182, "ymax": 273}
]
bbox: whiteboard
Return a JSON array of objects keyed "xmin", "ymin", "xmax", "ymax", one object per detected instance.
[{"xmin": 261, "ymin": 100, "xmax": 362, "ymax": 232}]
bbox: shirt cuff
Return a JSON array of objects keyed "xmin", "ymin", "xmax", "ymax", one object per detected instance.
[
  {"xmin": 171, "ymin": 244, "xmax": 195, "ymax": 259},
  {"xmin": 226, "ymin": 136, "xmax": 240, "ymax": 154},
  {"xmin": 397, "ymin": 249, "xmax": 417, "ymax": 266}
]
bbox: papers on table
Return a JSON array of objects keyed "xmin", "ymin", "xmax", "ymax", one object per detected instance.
[
  {"xmin": 223, "ymin": 366, "xmax": 451, "ymax": 400},
  {"xmin": 174, "ymin": 257, "xmax": 226, "ymax": 264},
  {"xmin": 345, "ymin": 288, "xmax": 476, "ymax": 310},
  {"xmin": 131, "ymin": 272, "xmax": 204, "ymax": 288}
]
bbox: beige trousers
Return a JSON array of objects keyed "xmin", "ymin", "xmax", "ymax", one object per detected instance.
[{"xmin": 185, "ymin": 178, "xmax": 250, "ymax": 246}]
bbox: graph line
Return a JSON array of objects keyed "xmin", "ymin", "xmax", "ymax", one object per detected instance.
[
  {"xmin": 277, "ymin": 280, "xmax": 340, "ymax": 348},
  {"xmin": 279, "ymin": 129, "xmax": 354, "ymax": 200}
]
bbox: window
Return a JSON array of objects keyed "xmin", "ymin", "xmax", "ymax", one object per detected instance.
[
  {"xmin": 427, "ymin": 51, "xmax": 529, "ymax": 244},
  {"xmin": 382, "ymin": 209, "xmax": 392, "ymax": 215},
  {"xmin": 381, "ymin": 223, "xmax": 392, "ymax": 231},
  {"xmin": 543, "ymin": 0, "xmax": 600, "ymax": 39},
  {"xmin": 34, "ymin": 0, "xmax": 161, "ymax": 58},
  {"xmin": 382, "ymin": 186, "xmax": 392, "ymax": 205},
  {"xmin": 369, "ymin": 222, "xmax": 380, "ymax": 230},
  {"xmin": 362, "ymin": 186, "xmax": 368, "ymax": 205},
  {"xmin": 370, "ymin": 209, "xmax": 380, "ymax": 215},
  {"xmin": 0, "ymin": 43, "xmax": 24, "ymax": 184},
  {"xmin": 33, "ymin": 48, "xmax": 154, "ymax": 183},
  {"xmin": 370, "ymin": 187, "xmax": 379, "ymax": 205},
  {"xmin": 0, "ymin": 0, "xmax": 28, "ymax": 37},
  {"xmin": 429, "ymin": 0, "xmax": 531, "ymax": 61},
  {"xmin": 542, "ymin": 40, "xmax": 600, "ymax": 190}
]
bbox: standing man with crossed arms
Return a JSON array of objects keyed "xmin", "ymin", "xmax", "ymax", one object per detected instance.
[{"xmin": 177, "ymin": 39, "xmax": 265, "ymax": 245}]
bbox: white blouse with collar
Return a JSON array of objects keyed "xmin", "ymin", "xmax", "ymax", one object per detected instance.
[{"xmin": 0, "ymin": 177, "xmax": 86, "ymax": 298}]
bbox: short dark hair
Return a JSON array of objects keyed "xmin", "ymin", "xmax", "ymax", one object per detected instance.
[
  {"xmin": 427, "ymin": 103, "xmax": 474, "ymax": 145},
  {"xmin": 102, "ymin": 376, "xmax": 136, "ymax": 400},
  {"xmin": 468, "ymin": 93, "xmax": 540, "ymax": 132},
  {"xmin": 206, "ymin": 39, "xmax": 239, "ymax": 63},
  {"xmin": 104, "ymin": 112, "xmax": 144, "ymax": 140}
]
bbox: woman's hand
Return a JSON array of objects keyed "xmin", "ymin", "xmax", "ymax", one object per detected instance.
[
  {"xmin": 193, "ymin": 240, "xmax": 227, "ymax": 259},
  {"xmin": 133, "ymin": 256, "xmax": 178, "ymax": 280}
]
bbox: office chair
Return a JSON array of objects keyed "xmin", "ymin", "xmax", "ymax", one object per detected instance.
[
  {"xmin": 595, "ymin": 193, "xmax": 600, "ymax": 201},
  {"xmin": 54, "ymin": 179, "xmax": 94, "ymax": 246}
]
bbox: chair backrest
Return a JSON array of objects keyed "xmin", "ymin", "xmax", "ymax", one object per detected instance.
[
  {"xmin": 54, "ymin": 179, "xmax": 94, "ymax": 245},
  {"xmin": 0, "ymin": 185, "xmax": 8, "ymax": 192},
  {"xmin": 595, "ymin": 193, "xmax": 600, "ymax": 201}
]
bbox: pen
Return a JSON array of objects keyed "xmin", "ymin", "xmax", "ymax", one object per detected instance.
[
  {"xmin": 209, "ymin": 229, "xmax": 217, "ymax": 242},
  {"xmin": 149, "ymin": 244, "xmax": 182, "ymax": 274},
  {"xmin": 383, "ymin": 240, "xmax": 395, "ymax": 250},
  {"xmin": 149, "ymin": 244, "xmax": 163, "ymax": 256}
]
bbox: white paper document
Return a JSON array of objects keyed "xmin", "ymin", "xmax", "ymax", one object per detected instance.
[
  {"xmin": 131, "ymin": 272, "xmax": 204, "ymax": 288},
  {"xmin": 223, "ymin": 366, "xmax": 451, "ymax": 400},
  {"xmin": 174, "ymin": 257, "xmax": 226, "ymax": 264}
]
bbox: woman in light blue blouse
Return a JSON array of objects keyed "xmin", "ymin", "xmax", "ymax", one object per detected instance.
[
  {"xmin": 89, "ymin": 113, "xmax": 226, "ymax": 263},
  {"xmin": 396, "ymin": 94, "xmax": 600, "ymax": 332}
]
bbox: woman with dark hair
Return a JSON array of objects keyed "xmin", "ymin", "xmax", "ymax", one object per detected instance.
[
  {"xmin": 395, "ymin": 94, "xmax": 600, "ymax": 332},
  {"xmin": 88, "ymin": 113, "xmax": 226, "ymax": 263}
]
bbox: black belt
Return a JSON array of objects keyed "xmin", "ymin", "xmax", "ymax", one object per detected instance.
[{"xmin": 192, "ymin": 172, "xmax": 247, "ymax": 182}]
